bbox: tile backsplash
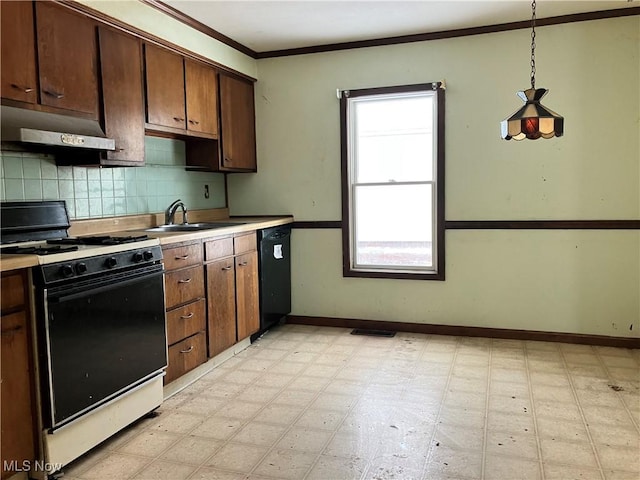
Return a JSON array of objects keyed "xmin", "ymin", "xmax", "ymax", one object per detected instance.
[{"xmin": 0, "ymin": 137, "xmax": 226, "ymax": 219}]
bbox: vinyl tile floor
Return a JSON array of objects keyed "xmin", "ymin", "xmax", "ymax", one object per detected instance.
[{"xmin": 64, "ymin": 324, "xmax": 640, "ymax": 480}]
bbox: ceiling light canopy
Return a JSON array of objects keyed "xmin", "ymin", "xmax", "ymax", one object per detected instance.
[{"xmin": 501, "ymin": 0, "xmax": 564, "ymax": 141}]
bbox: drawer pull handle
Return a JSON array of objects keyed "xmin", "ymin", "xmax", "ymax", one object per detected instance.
[
  {"xmin": 180, "ymin": 345, "xmax": 194, "ymax": 354},
  {"xmin": 178, "ymin": 278, "xmax": 192, "ymax": 284},
  {"xmin": 221, "ymin": 265, "xmax": 232, "ymax": 271},
  {"xmin": 180, "ymin": 312, "xmax": 194, "ymax": 319},
  {"xmin": 188, "ymin": 119, "xmax": 200, "ymax": 125},
  {"xmin": 175, "ymin": 254, "xmax": 189, "ymax": 260},
  {"xmin": 173, "ymin": 116, "xmax": 185, "ymax": 122},
  {"xmin": 44, "ymin": 89, "xmax": 65, "ymax": 99},
  {"xmin": 238, "ymin": 261, "xmax": 248, "ymax": 267},
  {"xmin": 11, "ymin": 84, "xmax": 34, "ymax": 93}
]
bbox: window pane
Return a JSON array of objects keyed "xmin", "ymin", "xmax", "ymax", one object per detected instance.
[
  {"xmin": 354, "ymin": 95, "xmax": 434, "ymax": 183},
  {"xmin": 354, "ymin": 184, "xmax": 433, "ymax": 268}
]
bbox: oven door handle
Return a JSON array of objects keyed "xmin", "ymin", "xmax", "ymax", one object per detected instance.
[{"xmin": 49, "ymin": 270, "xmax": 164, "ymax": 304}]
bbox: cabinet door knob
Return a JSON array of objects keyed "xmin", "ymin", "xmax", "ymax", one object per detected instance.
[
  {"xmin": 43, "ymin": 89, "xmax": 65, "ymax": 99},
  {"xmin": 180, "ymin": 312, "xmax": 194, "ymax": 319},
  {"xmin": 173, "ymin": 116, "xmax": 185, "ymax": 122},
  {"xmin": 221, "ymin": 265, "xmax": 232, "ymax": 271},
  {"xmin": 11, "ymin": 84, "xmax": 34, "ymax": 93},
  {"xmin": 180, "ymin": 345, "xmax": 194, "ymax": 354},
  {"xmin": 188, "ymin": 119, "xmax": 200, "ymax": 125},
  {"xmin": 238, "ymin": 261, "xmax": 248, "ymax": 267},
  {"xmin": 178, "ymin": 278, "xmax": 192, "ymax": 284},
  {"xmin": 175, "ymin": 254, "xmax": 189, "ymax": 260}
]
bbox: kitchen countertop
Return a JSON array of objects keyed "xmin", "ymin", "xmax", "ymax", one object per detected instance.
[
  {"xmin": 0, "ymin": 216, "xmax": 293, "ymax": 273},
  {"xmin": 127, "ymin": 216, "xmax": 293, "ymax": 246}
]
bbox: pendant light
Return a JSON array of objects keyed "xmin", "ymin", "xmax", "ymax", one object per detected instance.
[{"xmin": 501, "ymin": 0, "xmax": 564, "ymax": 140}]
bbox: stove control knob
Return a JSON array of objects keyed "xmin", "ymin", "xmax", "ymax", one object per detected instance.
[
  {"xmin": 132, "ymin": 252, "xmax": 144, "ymax": 263},
  {"xmin": 105, "ymin": 257, "xmax": 118, "ymax": 269},
  {"xmin": 75, "ymin": 262, "xmax": 88, "ymax": 274},
  {"xmin": 60, "ymin": 264, "xmax": 74, "ymax": 278},
  {"xmin": 143, "ymin": 250, "xmax": 154, "ymax": 261}
]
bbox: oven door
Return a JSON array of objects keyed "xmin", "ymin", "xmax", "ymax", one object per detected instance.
[{"xmin": 42, "ymin": 264, "xmax": 166, "ymax": 429}]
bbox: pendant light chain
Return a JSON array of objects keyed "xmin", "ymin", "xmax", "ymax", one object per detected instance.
[{"xmin": 530, "ymin": 0, "xmax": 536, "ymax": 89}]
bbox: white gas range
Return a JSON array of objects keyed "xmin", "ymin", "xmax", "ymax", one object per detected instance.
[{"xmin": 1, "ymin": 201, "xmax": 167, "ymax": 479}]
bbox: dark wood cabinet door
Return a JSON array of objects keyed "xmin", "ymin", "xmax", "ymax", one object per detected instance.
[
  {"xmin": 164, "ymin": 265, "xmax": 205, "ymax": 310},
  {"xmin": 1, "ymin": 312, "xmax": 36, "ymax": 480},
  {"xmin": 235, "ymin": 251, "xmax": 259, "ymax": 341},
  {"xmin": 166, "ymin": 299, "xmax": 206, "ymax": 346},
  {"xmin": 98, "ymin": 27, "xmax": 145, "ymax": 165},
  {"xmin": 219, "ymin": 75, "xmax": 257, "ymax": 171},
  {"xmin": 165, "ymin": 332, "xmax": 206, "ymax": 384},
  {"xmin": 206, "ymin": 258, "xmax": 237, "ymax": 357},
  {"xmin": 185, "ymin": 60, "xmax": 218, "ymax": 137},
  {"xmin": 144, "ymin": 44, "xmax": 186, "ymax": 130},
  {"xmin": 35, "ymin": 2, "xmax": 99, "ymax": 118},
  {"xmin": 1, "ymin": 1, "xmax": 37, "ymax": 104}
]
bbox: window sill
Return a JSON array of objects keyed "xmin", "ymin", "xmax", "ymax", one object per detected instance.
[{"xmin": 343, "ymin": 267, "xmax": 445, "ymax": 281}]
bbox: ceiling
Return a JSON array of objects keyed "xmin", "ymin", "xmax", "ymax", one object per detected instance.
[{"xmin": 162, "ymin": 1, "xmax": 637, "ymax": 54}]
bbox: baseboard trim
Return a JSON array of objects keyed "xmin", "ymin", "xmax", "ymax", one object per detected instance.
[{"xmin": 287, "ymin": 315, "xmax": 640, "ymax": 349}]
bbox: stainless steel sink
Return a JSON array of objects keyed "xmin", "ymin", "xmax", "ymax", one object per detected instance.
[{"xmin": 145, "ymin": 222, "xmax": 245, "ymax": 232}]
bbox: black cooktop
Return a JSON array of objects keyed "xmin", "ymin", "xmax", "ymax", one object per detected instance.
[
  {"xmin": 47, "ymin": 235, "xmax": 150, "ymax": 246},
  {"xmin": 2, "ymin": 245, "xmax": 79, "ymax": 256}
]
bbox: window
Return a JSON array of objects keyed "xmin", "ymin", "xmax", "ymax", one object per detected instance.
[{"xmin": 340, "ymin": 83, "xmax": 445, "ymax": 280}]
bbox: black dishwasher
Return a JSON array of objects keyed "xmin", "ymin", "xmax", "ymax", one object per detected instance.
[{"xmin": 255, "ymin": 225, "xmax": 292, "ymax": 337}]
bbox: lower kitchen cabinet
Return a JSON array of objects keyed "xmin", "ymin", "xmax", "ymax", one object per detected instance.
[
  {"xmin": 1, "ymin": 270, "xmax": 37, "ymax": 480},
  {"xmin": 162, "ymin": 242, "xmax": 206, "ymax": 384},
  {"xmin": 164, "ymin": 265, "xmax": 204, "ymax": 309},
  {"xmin": 235, "ymin": 250, "xmax": 259, "ymax": 341},
  {"xmin": 205, "ymin": 232, "xmax": 260, "ymax": 357},
  {"xmin": 206, "ymin": 257, "xmax": 236, "ymax": 357},
  {"xmin": 166, "ymin": 298, "xmax": 206, "ymax": 346},
  {"xmin": 165, "ymin": 332, "xmax": 207, "ymax": 384}
]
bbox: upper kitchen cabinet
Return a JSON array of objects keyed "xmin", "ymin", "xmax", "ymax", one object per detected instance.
[
  {"xmin": 144, "ymin": 44, "xmax": 187, "ymax": 132},
  {"xmin": 98, "ymin": 27, "xmax": 145, "ymax": 165},
  {"xmin": 35, "ymin": 2, "xmax": 99, "ymax": 119},
  {"xmin": 1, "ymin": 1, "xmax": 37, "ymax": 104},
  {"xmin": 186, "ymin": 73, "xmax": 257, "ymax": 172},
  {"xmin": 144, "ymin": 44, "xmax": 219, "ymax": 139},
  {"xmin": 185, "ymin": 59, "xmax": 218, "ymax": 137},
  {"xmin": 219, "ymin": 74, "xmax": 257, "ymax": 171}
]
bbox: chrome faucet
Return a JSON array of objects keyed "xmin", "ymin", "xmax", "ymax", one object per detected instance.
[{"xmin": 165, "ymin": 199, "xmax": 188, "ymax": 225}]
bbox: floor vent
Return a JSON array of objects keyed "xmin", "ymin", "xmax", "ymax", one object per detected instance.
[{"xmin": 350, "ymin": 329, "xmax": 396, "ymax": 337}]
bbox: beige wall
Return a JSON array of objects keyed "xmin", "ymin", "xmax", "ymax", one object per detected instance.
[{"xmin": 228, "ymin": 16, "xmax": 640, "ymax": 337}]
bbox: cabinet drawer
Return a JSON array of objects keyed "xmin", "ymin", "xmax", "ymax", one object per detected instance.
[
  {"xmin": 234, "ymin": 232, "xmax": 256, "ymax": 255},
  {"xmin": 165, "ymin": 331, "xmax": 206, "ymax": 384},
  {"xmin": 163, "ymin": 243, "xmax": 202, "ymax": 271},
  {"xmin": 164, "ymin": 266, "xmax": 204, "ymax": 309},
  {"xmin": 1, "ymin": 272, "xmax": 25, "ymax": 313},
  {"xmin": 205, "ymin": 236, "xmax": 233, "ymax": 261},
  {"xmin": 166, "ymin": 298, "xmax": 206, "ymax": 346}
]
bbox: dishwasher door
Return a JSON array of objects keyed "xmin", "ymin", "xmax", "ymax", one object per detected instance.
[{"xmin": 257, "ymin": 225, "xmax": 291, "ymax": 334}]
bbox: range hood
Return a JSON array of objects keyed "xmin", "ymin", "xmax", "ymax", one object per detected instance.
[{"xmin": 0, "ymin": 106, "xmax": 115, "ymax": 151}]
